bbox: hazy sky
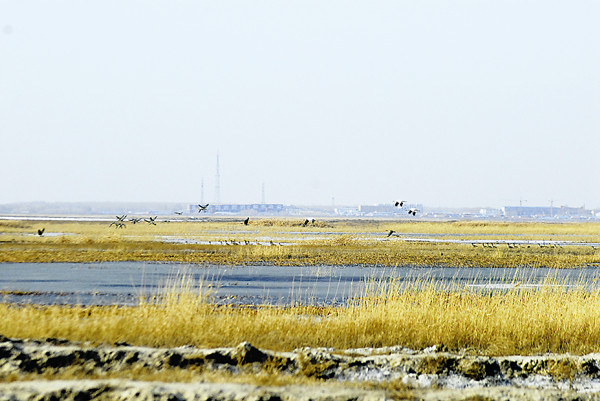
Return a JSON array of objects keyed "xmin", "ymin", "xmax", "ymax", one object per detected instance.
[{"xmin": 2, "ymin": 1, "xmax": 598, "ymax": 208}]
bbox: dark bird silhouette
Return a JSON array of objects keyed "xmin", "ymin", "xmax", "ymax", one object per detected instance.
[
  {"xmin": 197, "ymin": 204, "xmax": 209, "ymax": 213},
  {"xmin": 110, "ymin": 215, "xmax": 127, "ymax": 228},
  {"xmin": 387, "ymin": 230, "xmax": 396, "ymax": 237},
  {"xmin": 303, "ymin": 219, "xmax": 309, "ymax": 227},
  {"xmin": 394, "ymin": 200, "xmax": 406, "ymax": 208},
  {"xmin": 145, "ymin": 216, "xmax": 157, "ymax": 225},
  {"xmin": 129, "ymin": 218, "xmax": 142, "ymax": 224},
  {"xmin": 37, "ymin": 228, "xmax": 45, "ymax": 236},
  {"xmin": 243, "ymin": 217, "xmax": 250, "ymax": 226},
  {"xmin": 174, "ymin": 211, "xmax": 183, "ymax": 215},
  {"xmin": 408, "ymin": 208, "xmax": 418, "ymax": 216}
]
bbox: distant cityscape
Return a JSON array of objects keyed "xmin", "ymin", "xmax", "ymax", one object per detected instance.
[
  {"xmin": 4, "ymin": 154, "xmax": 590, "ymax": 221},
  {"xmin": 0, "ymin": 201, "xmax": 598, "ymax": 221}
]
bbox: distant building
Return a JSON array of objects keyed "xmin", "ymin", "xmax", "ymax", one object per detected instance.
[
  {"xmin": 479, "ymin": 208, "xmax": 502, "ymax": 217},
  {"xmin": 190, "ymin": 203, "xmax": 284, "ymax": 214},
  {"xmin": 501, "ymin": 205, "xmax": 592, "ymax": 219},
  {"xmin": 334, "ymin": 207, "xmax": 360, "ymax": 216},
  {"xmin": 358, "ymin": 204, "xmax": 423, "ymax": 216}
]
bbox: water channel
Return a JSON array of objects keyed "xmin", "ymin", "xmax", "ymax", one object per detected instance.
[{"xmin": 1, "ymin": 262, "xmax": 600, "ymax": 306}]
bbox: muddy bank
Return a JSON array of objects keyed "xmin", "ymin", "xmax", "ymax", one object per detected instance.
[
  {"xmin": 2, "ymin": 336, "xmax": 600, "ymax": 400},
  {"xmin": 0, "ymin": 380, "xmax": 389, "ymax": 401},
  {"xmin": 2, "ymin": 379, "xmax": 598, "ymax": 401}
]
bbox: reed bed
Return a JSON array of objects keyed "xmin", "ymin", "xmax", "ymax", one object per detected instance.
[
  {"xmin": 3, "ymin": 219, "xmax": 600, "ymax": 239},
  {"xmin": 1, "ymin": 274, "xmax": 600, "ymax": 356},
  {"xmin": 2, "ymin": 240, "xmax": 599, "ymax": 268},
  {"xmin": 1, "ymin": 219, "xmax": 600, "ymax": 268}
]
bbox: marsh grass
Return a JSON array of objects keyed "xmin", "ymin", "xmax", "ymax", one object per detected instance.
[
  {"xmin": 2, "ymin": 272, "xmax": 600, "ymax": 356},
  {"xmin": 4, "ymin": 218, "xmax": 600, "ymax": 389},
  {"xmin": 380, "ymin": 220, "xmax": 600, "ymax": 236},
  {"xmin": 2, "ymin": 218, "xmax": 600, "ymax": 268}
]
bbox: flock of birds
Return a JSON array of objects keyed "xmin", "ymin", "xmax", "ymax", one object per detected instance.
[
  {"xmin": 107, "ymin": 204, "xmax": 211, "ymax": 228},
  {"xmin": 385, "ymin": 199, "xmax": 420, "ymax": 238},
  {"xmin": 104, "ymin": 200, "xmax": 417, "ymax": 229},
  {"xmin": 473, "ymin": 242, "xmax": 566, "ymax": 249},
  {"xmin": 105, "ymin": 214, "xmax": 316, "ymax": 230},
  {"xmin": 34, "ymin": 199, "xmax": 417, "ymax": 236},
  {"xmin": 394, "ymin": 200, "xmax": 419, "ymax": 216},
  {"xmin": 29, "ymin": 199, "xmax": 600, "ymax": 252},
  {"xmin": 109, "ymin": 214, "xmax": 158, "ymax": 228}
]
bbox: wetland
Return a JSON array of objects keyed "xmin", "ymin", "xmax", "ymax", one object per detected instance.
[{"xmin": 2, "ymin": 217, "xmax": 600, "ymax": 400}]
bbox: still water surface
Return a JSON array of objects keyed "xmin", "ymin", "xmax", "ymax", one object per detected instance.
[{"xmin": 1, "ymin": 262, "xmax": 599, "ymax": 306}]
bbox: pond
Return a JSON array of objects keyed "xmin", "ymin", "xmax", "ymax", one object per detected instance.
[{"xmin": 1, "ymin": 262, "xmax": 599, "ymax": 306}]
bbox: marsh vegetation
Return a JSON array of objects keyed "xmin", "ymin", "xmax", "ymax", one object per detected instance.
[
  {"xmin": 1, "ymin": 219, "xmax": 600, "ymax": 268},
  {"xmin": 2, "ymin": 272, "xmax": 600, "ymax": 356},
  {"xmin": 3, "ymin": 217, "xmax": 600, "ymax": 399}
]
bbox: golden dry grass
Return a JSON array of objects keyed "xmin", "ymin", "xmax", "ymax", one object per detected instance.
[
  {"xmin": 1, "ymin": 219, "xmax": 600, "ymax": 268},
  {"xmin": 4, "ymin": 218, "xmax": 600, "ymax": 391},
  {"xmin": 1, "ymin": 274, "xmax": 600, "ymax": 356}
]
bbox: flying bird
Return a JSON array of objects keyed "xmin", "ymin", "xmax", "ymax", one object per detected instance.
[
  {"xmin": 394, "ymin": 200, "xmax": 406, "ymax": 208},
  {"xmin": 408, "ymin": 208, "xmax": 418, "ymax": 216},
  {"xmin": 110, "ymin": 215, "xmax": 127, "ymax": 228},
  {"xmin": 303, "ymin": 219, "xmax": 309, "ymax": 227},
  {"xmin": 243, "ymin": 217, "xmax": 250, "ymax": 226},
  {"xmin": 145, "ymin": 216, "xmax": 157, "ymax": 225},
  {"xmin": 174, "ymin": 211, "xmax": 183, "ymax": 215},
  {"xmin": 37, "ymin": 228, "xmax": 45, "ymax": 236},
  {"xmin": 197, "ymin": 204, "xmax": 209, "ymax": 213},
  {"xmin": 386, "ymin": 230, "xmax": 396, "ymax": 237}
]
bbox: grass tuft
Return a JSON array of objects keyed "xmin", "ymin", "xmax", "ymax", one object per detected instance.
[{"xmin": 2, "ymin": 273, "xmax": 600, "ymax": 355}]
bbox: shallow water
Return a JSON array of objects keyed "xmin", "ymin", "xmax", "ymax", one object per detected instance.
[{"xmin": 1, "ymin": 262, "xmax": 599, "ymax": 306}]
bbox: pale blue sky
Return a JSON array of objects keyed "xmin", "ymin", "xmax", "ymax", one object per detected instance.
[{"xmin": 1, "ymin": 1, "xmax": 598, "ymax": 208}]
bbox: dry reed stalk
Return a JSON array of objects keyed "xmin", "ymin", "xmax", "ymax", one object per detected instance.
[{"xmin": 2, "ymin": 273, "xmax": 600, "ymax": 355}]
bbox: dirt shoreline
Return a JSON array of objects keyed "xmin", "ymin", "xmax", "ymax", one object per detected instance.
[
  {"xmin": 2, "ymin": 336, "xmax": 600, "ymax": 400},
  {"xmin": 2, "ymin": 379, "xmax": 599, "ymax": 401}
]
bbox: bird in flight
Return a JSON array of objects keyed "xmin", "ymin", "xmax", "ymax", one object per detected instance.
[
  {"xmin": 37, "ymin": 228, "xmax": 45, "ymax": 236},
  {"xmin": 174, "ymin": 211, "xmax": 183, "ymax": 215},
  {"xmin": 110, "ymin": 215, "xmax": 127, "ymax": 228},
  {"xmin": 394, "ymin": 200, "xmax": 406, "ymax": 208},
  {"xmin": 408, "ymin": 208, "xmax": 419, "ymax": 216},
  {"xmin": 145, "ymin": 216, "xmax": 157, "ymax": 225},
  {"xmin": 197, "ymin": 204, "xmax": 209, "ymax": 213},
  {"xmin": 386, "ymin": 230, "xmax": 396, "ymax": 237},
  {"xmin": 243, "ymin": 217, "xmax": 250, "ymax": 226}
]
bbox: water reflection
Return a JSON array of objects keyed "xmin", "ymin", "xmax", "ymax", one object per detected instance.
[{"xmin": 1, "ymin": 262, "xmax": 598, "ymax": 307}]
